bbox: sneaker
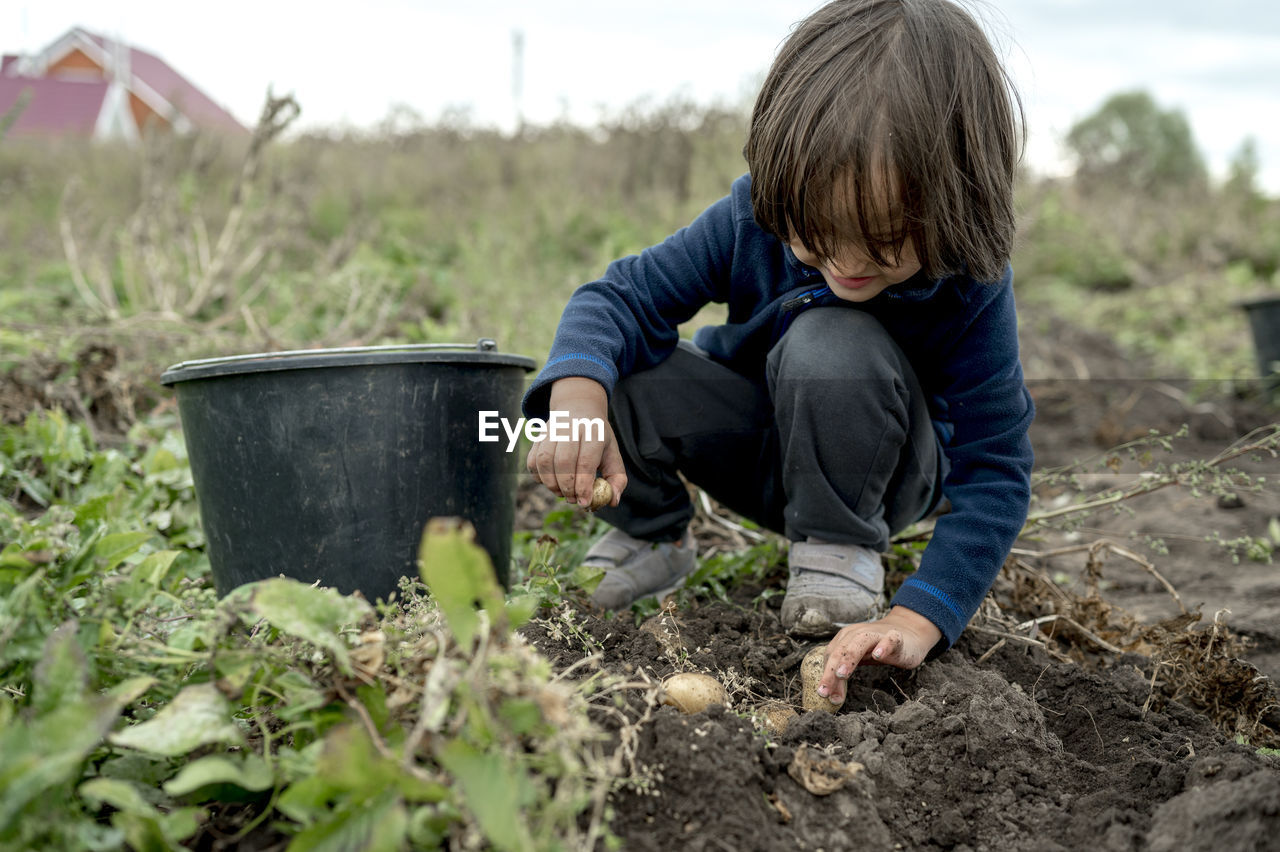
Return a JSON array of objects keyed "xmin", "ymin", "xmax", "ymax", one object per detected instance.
[
  {"xmin": 780, "ymin": 539, "xmax": 886, "ymax": 638},
  {"xmin": 583, "ymin": 527, "xmax": 696, "ymax": 610}
]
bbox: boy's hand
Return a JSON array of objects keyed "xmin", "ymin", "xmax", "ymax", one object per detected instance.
[
  {"xmin": 815, "ymin": 606, "xmax": 942, "ymax": 705},
  {"xmin": 526, "ymin": 377, "xmax": 627, "ymax": 508}
]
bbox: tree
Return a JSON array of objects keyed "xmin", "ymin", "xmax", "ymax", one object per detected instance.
[
  {"xmin": 1065, "ymin": 90, "xmax": 1206, "ymax": 195},
  {"xmin": 1224, "ymin": 137, "xmax": 1260, "ymax": 199}
]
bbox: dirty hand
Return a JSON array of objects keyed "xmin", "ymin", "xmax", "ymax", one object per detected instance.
[
  {"xmin": 525, "ymin": 377, "xmax": 627, "ymax": 508},
  {"xmin": 816, "ymin": 607, "xmax": 943, "ymax": 705}
]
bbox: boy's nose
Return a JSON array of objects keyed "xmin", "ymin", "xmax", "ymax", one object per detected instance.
[{"xmin": 827, "ymin": 260, "xmax": 874, "ymax": 279}]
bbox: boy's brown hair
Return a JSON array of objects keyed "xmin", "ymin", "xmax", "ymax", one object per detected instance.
[{"xmin": 745, "ymin": 0, "xmax": 1022, "ymax": 283}]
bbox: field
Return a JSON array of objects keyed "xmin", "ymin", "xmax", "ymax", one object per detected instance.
[{"xmin": 2, "ymin": 96, "xmax": 1280, "ymax": 851}]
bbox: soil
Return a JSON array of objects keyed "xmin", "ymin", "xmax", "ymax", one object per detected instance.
[
  {"xmin": 522, "ymin": 580, "xmax": 1280, "ymax": 851},
  {"xmin": 517, "ymin": 310, "xmax": 1280, "ymax": 851},
  {"xmin": 0, "ymin": 343, "xmax": 152, "ymax": 440}
]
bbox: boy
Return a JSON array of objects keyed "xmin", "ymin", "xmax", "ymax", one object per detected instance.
[{"xmin": 522, "ymin": 0, "xmax": 1034, "ymax": 708}]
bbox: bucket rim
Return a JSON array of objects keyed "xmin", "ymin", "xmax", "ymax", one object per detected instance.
[
  {"xmin": 1235, "ymin": 294, "xmax": 1280, "ymax": 311},
  {"xmin": 161, "ymin": 340, "xmax": 537, "ymax": 385}
]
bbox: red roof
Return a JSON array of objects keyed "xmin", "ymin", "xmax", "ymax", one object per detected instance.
[
  {"xmin": 0, "ymin": 28, "xmax": 247, "ymax": 138},
  {"xmin": 0, "ymin": 76, "xmax": 108, "ymax": 135},
  {"xmin": 82, "ymin": 31, "xmax": 245, "ymax": 134}
]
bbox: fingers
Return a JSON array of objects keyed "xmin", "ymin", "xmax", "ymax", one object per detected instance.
[
  {"xmin": 598, "ymin": 438, "xmax": 628, "ymax": 507},
  {"xmin": 525, "ymin": 422, "xmax": 622, "ymax": 507},
  {"xmin": 870, "ymin": 631, "xmax": 907, "ymax": 666},
  {"xmin": 818, "ymin": 628, "xmax": 886, "ymax": 706}
]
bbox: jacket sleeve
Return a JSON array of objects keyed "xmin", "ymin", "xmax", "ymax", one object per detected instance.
[
  {"xmin": 522, "ymin": 191, "xmax": 738, "ymax": 419},
  {"xmin": 889, "ymin": 272, "xmax": 1035, "ymax": 651}
]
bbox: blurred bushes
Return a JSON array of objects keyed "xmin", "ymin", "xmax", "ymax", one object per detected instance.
[
  {"xmin": 0, "ymin": 89, "xmax": 1276, "ymax": 380},
  {"xmin": 1015, "ymin": 91, "xmax": 1279, "ymax": 379},
  {"xmin": 1065, "ymin": 90, "xmax": 1207, "ymax": 197}
]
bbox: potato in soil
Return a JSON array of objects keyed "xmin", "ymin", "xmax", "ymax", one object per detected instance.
[
  {"xmin": 801, "ymin": 646, "xmax": 842, "ymax": 713},
  {"xmin": 661, "ymin": 673, "xmax": 728, "ymax": 714}
]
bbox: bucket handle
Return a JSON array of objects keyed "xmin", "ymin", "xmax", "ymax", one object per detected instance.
[{"xmin": 165, "ymin": 339, "xmax": 500, "ymax": 371}]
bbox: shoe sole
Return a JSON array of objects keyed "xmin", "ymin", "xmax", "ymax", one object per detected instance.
[
  {"xmin": 640, "ymin": 574, "xmax": 692, "ymax": 606},
  {"xmin": 783, "ymin": 595, "xmax": 886, "ymax": 638}
]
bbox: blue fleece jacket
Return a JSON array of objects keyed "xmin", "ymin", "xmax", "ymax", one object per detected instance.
[{"xmin": 523, "ymin": 173, "xmax": 1034, "ymax": 649}]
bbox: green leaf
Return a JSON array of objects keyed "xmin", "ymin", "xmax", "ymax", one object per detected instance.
[
  {"xmin": 315, "ymin": 725, "xmax": 447, "ymax": 804},
  {"xmin": 286, "ymin": 793, "xmax": 407, "ymax": 852},
  {"xmin": 504, "ymin": 593, "xmax": 539, "ymax": 629},
  {"xmin": 94, "ymin": 531, "xmax": 152, "ymax": 572},
  {"xmin": 277, "ymin": 775, "xmax": 340, "ymax": 825},
  {"xmin": 436, "ymin": 739, "xmax": 534, "ymax": 852},
  {"xmin": 570, "ymin": 562, "xmax": 605, "ymax": 593},
  {"xmin": 230, "ymin": 578, "xmax": 373, "ymax": 675},
  {"xmin": 407, "ymin": 803, "xmax": 457, "ymax": 848},
  {"xmin": 0, "ymin": 542, "xmax": 36, "ymax": 570},
  {"xmin": 73, "ymin": 494, "xmax": 113, "ymax": 525},
  {"xmin": 163, "ymin": 753, "xmax": 273, "ymax": 798},
  {"xmin": 109, "ymin": 684, "xmax": 244, "ymax": 757},
  {"xmin": 79, "ymin": 777, "xmax": 160, "ymax": 818},
  {"xmin": 497, "ymin": 699, "xmax": 543, "ymax": 736},
  {"xmin": 108, "ymin": 676, "xmax": 157, "ymax": 706},
  {"xmin": 81, "ymin": 778, "xmax": 202, "ymax": 850},
  {"xmin": 134, "ymin": 550, "xmax": 181, "ymax": 587},
  {"xmin": 32, "ymin": 620, "xmax": 89, "ymax": 715},
  {"xmin": 0, "ymin": 695, "xmax": 125, "ymax": 835},
  {"xmin": 418, "ymin": 518, "xmax": 506, "ymax": 649}
]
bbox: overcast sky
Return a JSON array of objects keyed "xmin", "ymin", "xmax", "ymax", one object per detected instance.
[{"xmin": 9, "ymin": 1, "xmax": 1280, "ymax": 191}]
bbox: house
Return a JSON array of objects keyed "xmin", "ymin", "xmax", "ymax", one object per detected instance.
[{"xmin": 0, "ymin": 27, "xmax": 248, "ymax": 140}]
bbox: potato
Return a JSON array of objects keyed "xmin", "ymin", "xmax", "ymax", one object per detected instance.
[
  {"xmin": 639, "ymin": 612, "xmax": 686, "ymax": 658},
  {"xmin": 587, "ymin": 478, "xmax": 613, "ymax": 511},
  {"xmin": 660, "ymin": 672, "xmax": 728, "ymax": 714},
  {"xmin": 801, "ymin": 646, "xmax": 843, "ymax": 713},
  {"xmin": 758, "ymin": 701, "xmax": 798, "ymax": 736}
]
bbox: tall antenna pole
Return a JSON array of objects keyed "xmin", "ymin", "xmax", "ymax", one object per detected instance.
[{"xmin": 511, "ymin": 28, "xmax": 524, "ymax": 134}]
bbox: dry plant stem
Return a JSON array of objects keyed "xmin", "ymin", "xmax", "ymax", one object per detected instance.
[
  {"xmin": 401, "ymin": 628, "xmax": 450, "ymax": 767},
  {"xmin": 1107, "ymin": 542, "xmax": 1186, "ymax": 613},
  {"xmin": 583, "ymin": 673, "xmax": 662, "ymax": 852},
  {"xmin": 59, "ymin": 89, "xmax": 300, "ymax": 325},
  {"xmin": 975, "ymin": 638, "xmax": 1007, "ymax": 665},
  {"xmin": 1026, "ymin": 423, "xmax": 1279, "ymax": 527},
  {"xmin": 1016, "ymin": 540, "xmax": 1187, "ymax": 614},
  {"xmin": 183, "ymin": 91, "xmax": 300, "ymax": 317},
  {"xmin": 1072, "ymin": 703, "xmax": 1106, "ymax": 750},
  {"xmin": 336, "ymin": 682, "xmax": 438, "ymax": 785},
  {"xmin": 58, "ymin": 196, "xmax": 116, "ymax": 320},
  {"xmin": 1141, "ymin": 661, "xmax": 1166, "ymax": 718},
  {"xmin": 1020, "ymin": 613, "xmax": 1124, "ymax": 654},
  {"xmin": 967, "ymin": 624, "xmax": 1072, "ymax": 664},
  {"xmin": 550, "ymin": 652, "xmax": 604, "ymax": 683},
  {"xmin": 697, "ymin": 489, "xmax": 766, "ymax": 543}
]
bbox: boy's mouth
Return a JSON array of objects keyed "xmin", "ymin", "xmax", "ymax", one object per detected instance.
[{"xmin": 831, "ymin": 274, "xmax": 877, "ymax": 290}]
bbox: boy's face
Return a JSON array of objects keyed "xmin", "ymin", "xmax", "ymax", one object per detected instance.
[{"xmin": 787, "ymin": 237, "xmax": 922, "ymax": 303}]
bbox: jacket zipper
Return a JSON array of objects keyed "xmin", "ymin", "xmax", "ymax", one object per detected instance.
[{"xmin": 781, "ymin": 285, "xmax": 831, "ymax": 312}]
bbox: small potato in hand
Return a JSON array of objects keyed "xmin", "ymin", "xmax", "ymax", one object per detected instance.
[{"xmin": 587, "ymin": 478, "xmax": 613, "ymax": 512}]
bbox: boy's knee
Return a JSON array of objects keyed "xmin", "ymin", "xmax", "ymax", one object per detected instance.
[{"xmin": 769, "ymin": 308, "xmax": 903, "ymax": 384}]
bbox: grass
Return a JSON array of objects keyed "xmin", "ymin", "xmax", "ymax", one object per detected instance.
[{"xmin": 4, "ymin": 97, "xmax": 1274, "ymax": 383}]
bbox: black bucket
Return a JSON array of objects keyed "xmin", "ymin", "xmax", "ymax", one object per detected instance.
[
  {"xmin": 161, "ymin": 340, "xmax": 536, "ymax": 599},
  {"xmin": 1240, "ymin": 296, "xmax": 1280, "ymax": 385}
]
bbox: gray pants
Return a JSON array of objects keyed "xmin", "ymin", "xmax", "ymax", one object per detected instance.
[{"xmin": 595, "ymin": 308, "xmax": 943, "ymax": 550}]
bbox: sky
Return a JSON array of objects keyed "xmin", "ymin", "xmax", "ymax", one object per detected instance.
[{"xmin": 8, "ymin": 1, "xmax": 1280, "ymax": 191}]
